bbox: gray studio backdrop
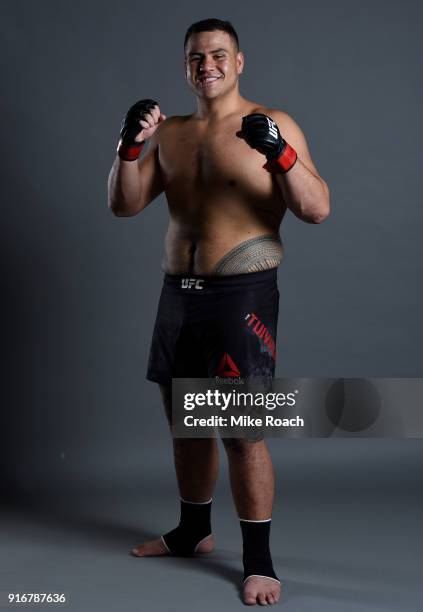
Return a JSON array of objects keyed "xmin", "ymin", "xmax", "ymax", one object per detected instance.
[{"xmin": 1, "ymin": 0, "xmax": 422, "ymax": 496}]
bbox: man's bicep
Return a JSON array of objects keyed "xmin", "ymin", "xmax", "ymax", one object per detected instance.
[{"xmin": 272, "ymin": 111, "xmax": 320, "ymax": 176}]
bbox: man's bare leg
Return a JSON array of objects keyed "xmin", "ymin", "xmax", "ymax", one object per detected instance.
[
  {"xmin": 222, "ymin": 438, "xmax": 281, "ymax": 606},
  {"xmin": 132, "ymin": 383, "xmax": 219, "ymax": 556}
]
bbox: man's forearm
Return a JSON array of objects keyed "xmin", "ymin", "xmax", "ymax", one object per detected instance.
[
  {"xmin": 107, "ymin": 157, "xmax": 142, "ymax": 217},
  {"xmin": 274, "ymin": 159, "xmax": 330, "ymax": 223}
]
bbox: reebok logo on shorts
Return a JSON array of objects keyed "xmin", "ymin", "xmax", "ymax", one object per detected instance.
[
  {"xmin": 245, "ymin": 313, "xmax": 276, "ymax": 361},
  {"xmin": 181, "ymin": 278, "xmax": 204, "ymax": 289},
  {"xmin": 215, "ymin": 353, "xmax": 241, "ymax": 377}
]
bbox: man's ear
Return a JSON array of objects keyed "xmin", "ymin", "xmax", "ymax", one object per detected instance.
[{"xmin": 237, "ymin": 51, "xmax": 245, "ymax": 75}]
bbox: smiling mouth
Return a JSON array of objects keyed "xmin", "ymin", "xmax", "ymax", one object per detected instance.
[{"xmin": 197, "ymin": 76, "xmax": 222, "ymax": 84}]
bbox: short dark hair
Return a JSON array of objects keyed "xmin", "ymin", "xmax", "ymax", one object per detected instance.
[{"xmin": 184, "ymin": 18, "xmax": 239, "ymax": 54}]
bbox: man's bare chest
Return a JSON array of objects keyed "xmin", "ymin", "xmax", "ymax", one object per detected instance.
[{"xmin": 159, "ymin": 123, "xmax": 267, "ymax": 188}]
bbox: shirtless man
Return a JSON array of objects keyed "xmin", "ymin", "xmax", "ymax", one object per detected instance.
[{"xmin": 108, "ymin": 18, "xmax": 329, "ymax": 606}]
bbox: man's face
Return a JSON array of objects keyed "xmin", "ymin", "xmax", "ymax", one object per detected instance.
[{"xmin": 184, "ymin": 30, "xmax": 244, "ymax": 99}]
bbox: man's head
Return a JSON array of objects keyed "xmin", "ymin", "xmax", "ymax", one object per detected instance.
[{"xmin": 184, "ymin": 18, "xmax": 244, "ymax": 100}]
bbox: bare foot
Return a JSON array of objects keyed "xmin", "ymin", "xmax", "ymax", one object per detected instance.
[
  {"xmin": 131, "ymin": 534, "xmax": 214, "ymax": 557},
  {"xmin": 242, "ymin": 576, "xmax": 281, "ymax": 606}
]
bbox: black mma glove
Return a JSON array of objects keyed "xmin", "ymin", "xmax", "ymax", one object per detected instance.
[
  {"xmin": 239, "ymin": 113, "xmax": 297, "ymax": 173},
  {"xmin": 117, "ymin": 99, "xmax": 158, "ymax": 161}
]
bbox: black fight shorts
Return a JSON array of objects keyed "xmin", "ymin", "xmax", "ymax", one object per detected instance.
[{"xmin": 146, "ymin": 268, "xmax": 279, "ymax": 385}]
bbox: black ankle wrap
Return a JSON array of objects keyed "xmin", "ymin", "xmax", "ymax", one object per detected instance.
[
  {"xmin": 162, "ymin": 498, "xmax": 212, "ymax": 557},
  {"xmin": 240, "ymin": 519, "xmax": 279, "ymax": 583}
]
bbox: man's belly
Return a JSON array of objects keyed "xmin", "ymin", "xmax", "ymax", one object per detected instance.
[{"xmin": 162, "ymin": 226, "xmax": 284, "ymax": 275}]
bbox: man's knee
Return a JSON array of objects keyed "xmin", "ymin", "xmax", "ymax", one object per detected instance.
[{"xmin": 222, "ymin": 436, "xmax": 265, "ymax": 455}]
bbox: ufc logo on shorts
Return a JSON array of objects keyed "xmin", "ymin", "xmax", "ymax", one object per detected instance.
[
  {"xmin": 266, "ymin": 117, "xmax": 278, "ymax": 139},
  {"xmin": 181, "ymin": 278, "xmax": 204, "ymax": 289}
]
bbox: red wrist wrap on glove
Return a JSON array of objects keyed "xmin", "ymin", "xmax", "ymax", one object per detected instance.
[
  {"xmin": 263, "ymin": 143, "xmax": 297, "ymax": 174},
  {"xmin": 117, "ymin": 139, "xmax": 145, "ymax": 162}
]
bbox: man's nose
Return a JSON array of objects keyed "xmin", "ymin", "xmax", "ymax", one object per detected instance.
[{"xmin": 199, "ymin": 56, "xmax": 215, "ymax": 71}]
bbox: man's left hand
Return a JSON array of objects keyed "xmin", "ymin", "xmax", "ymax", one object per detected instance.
[{"xmin": 237, "ymin": 113, "xmax": 297, "ymax": 173}]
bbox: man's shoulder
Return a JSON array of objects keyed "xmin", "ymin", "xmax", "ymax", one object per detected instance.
[
  {"xmin": 157, "ymin": 114, "xmax": 191, "ymax": 130},
  {"xmin": 160, "ymin": 114, "xmax": 191, "ymax": 123},
  {"xmin": 247, "ymin": 104, "xmax": 304, "ymax": 143},
  {"xmin": 247, "ymin": 104, "xmax": 293, "ymax": 125},
  {"xmin": 153, "ymin": 114, "xmax": 191, "ymax": 142}
]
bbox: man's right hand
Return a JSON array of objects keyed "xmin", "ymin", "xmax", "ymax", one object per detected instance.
[{"xmin": 117, "ymin": 99, "xmax": 166, "ymax": 161}]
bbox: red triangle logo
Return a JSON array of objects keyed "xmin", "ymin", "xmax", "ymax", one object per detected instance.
[{"xmin": 216, "ymin": 353, "xmax": 240, "ymax": 377}]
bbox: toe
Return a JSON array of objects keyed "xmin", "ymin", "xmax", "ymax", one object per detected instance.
[
  {"xmin": 243, "ymin": 594, "xmax": 257, "ymax": 605},
  {"xmin": 242, "ymin": 587, "xmax": 257, "ymax": 606}
]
